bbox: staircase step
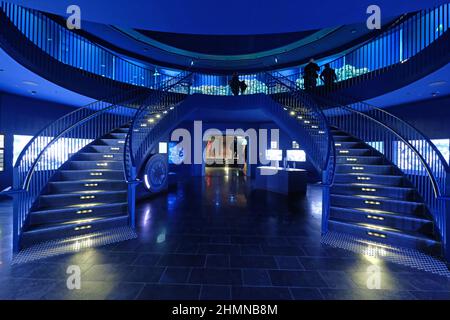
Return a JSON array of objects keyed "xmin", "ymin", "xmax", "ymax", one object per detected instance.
[
  {"xmin": 334, "ymin": 141, "xmax": 363, "ymax": 149},
  {"xmin": 336, "ymin": 156, "xmax": 382, "ymax": 165},
  {"xmin": 335, "ymin": 164, "xmax": 393, "ymax": 175},
  {"xmin": 329, "ymin": 207, "xmax": 433, "ymax": 234},
  {"xmin": 106, "ymin": 132, "xmax": 128, "ymax": 139},
  {"xmin": 64, "ymin": 160, "xmax": 123, "ymax": 170},
  {"xmin": 331, "ymin": 183, "xmax": 417, "ymax": 200},
  {"xmin": 21, "ymin": 215, "xmax": 129, "ymax": 248},
  {"xmin": 73, "ymin": 152, "xmax": 124, "ymax": 161},
  {"xmin": 333, "ymin": 135, "xmax": 359, "ymax": 142},
  {"xmin": 56, "ymin": 169, "xmax": 124, "ymax": 181},
  {"xmin": 47, "ymin": 180, "xmax": 126, "ymax": 193},
  {"xmin": 330, "ymin": 194, "xmax": 426, "ymax": 215},
  {"xmin": 30, "ymin": 202, "xmax": 128, "ymax": 225},
  {"xmin": 333, "ymin": 173, "xmax": 405, "ymax": 186},
  {"xmin": 37, "ymin": 190, "xmax": 127, "ymax": 208},
  {"xmin": 328, "ymin": 219, "xmax": 440, "ymax": 255},
  {"xmin": 87, "ymin": 145, "xmax": 124, "ymax": 153},
  {"xmin": 335, "ymin": 148, "xmax": 372, "ymax": 156},
  {"xmin": 98, "ymin": 138, "xmax": 126, "ymax": 146}
]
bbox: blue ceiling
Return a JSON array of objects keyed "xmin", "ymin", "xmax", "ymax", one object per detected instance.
[
  {"xmin": 135, "ymin": 30, "xmax": 318, "ymax": 55},
  {"xmin": 5, "ymin": 0, "xmax": 447, "ymax": 34}
]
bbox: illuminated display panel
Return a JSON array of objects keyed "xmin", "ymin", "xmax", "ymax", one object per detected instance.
[
  {"xmin": 265, "ymin": 149, "xmax": 282, "ymax": 161},
  {"xmin": 168, "ymin": 142, "xmax": 185, "ymax": 165},
  {"xmin": 286, "ymin": 150, "xmax": 306, "ymax": 162},
  {"xmin": 13, "ymin": 135, "xmax": 92, "ymax": 170},
  {"xmin": 159, "ymin": 142, "xmax": 168, "ymax": 154},
  {"xmin": 396, "ymin": 139, "xmax": 450, "ymax": 173}
]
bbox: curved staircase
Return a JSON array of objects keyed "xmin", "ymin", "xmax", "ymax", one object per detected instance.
[
  {"xmin": 329, "ymin": 128, "xmax": 440, "ymax": 255},
  {"xmin": 21, "ymin": 125, "xmax": 130, "ymax": 248}
]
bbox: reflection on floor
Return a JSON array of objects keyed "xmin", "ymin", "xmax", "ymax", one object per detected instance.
[{"xmin": 1, "ymin": 174, "xmax": 450, "ymax": 300}]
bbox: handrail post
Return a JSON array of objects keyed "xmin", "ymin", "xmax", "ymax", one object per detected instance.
[
  {"xmin": 321, "ymin": 170, "xmax": 330, "ymax": 234},
  {"xmin": 12, "ymin": 167, "xmax": 21, "ymax": 253},
  {"xmin": 443, "ymin": 173, "xmax": 450, "ymax": 261},
  {"xmin": 127, "ymin": 166, "xmax": 138, "ymax": 229}
]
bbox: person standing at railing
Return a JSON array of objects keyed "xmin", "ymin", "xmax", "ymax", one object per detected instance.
[
  {"xmin": 320, "ymin": 63, "xmax": 337, "ymax": 90},
  {"xmin": 229, "ymin": 73, "xmax": 241, "ymax": 96},
  {"xmin": 303, "ymin": 58, "xmax": 320, "ymax": 90}
]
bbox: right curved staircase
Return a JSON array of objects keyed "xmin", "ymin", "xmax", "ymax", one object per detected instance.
[{"xmin": 329, "ymin": 128, "xmax": 441, "ymax": 256}]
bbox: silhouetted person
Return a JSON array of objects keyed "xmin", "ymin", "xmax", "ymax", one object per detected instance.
[
  {"xmin": 303, "ymin": 58, "xmax": 320, "ymax": 90},
  {"xmin": 229, "ymin": 73, "xmax": 241, "ymax": 96},
  {"xmin": 320, "ymin": 63, "xmax": 337, "ymax": 89},
  {"xmin": 239, "ymin": 79, "xmax": 248, "ymax": 95}
]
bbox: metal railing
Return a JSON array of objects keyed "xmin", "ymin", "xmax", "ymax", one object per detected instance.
[
  {"xmin": 11, "ymin": 89, "xmax": 150, "ymax": 251},
  {"xmin": 2, "ymin": 2, "xmax": 448, "ymax": 95},
  {"xmin": 266, "ymin": 72, "xmax": 336, "ymax": 233},
  {"xmin": 0, "ymin": 2, "xmax": 182, "ymax": 89},
  {"xmin": 272, "ymin": 3, "xmax": 450, "ymax": 90},
  {"xmin": 314, "ymin": 93, "xmax": 450, "ymax": 254}
]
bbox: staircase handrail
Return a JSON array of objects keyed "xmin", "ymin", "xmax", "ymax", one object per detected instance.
[
  {"xmin": 124, "ymin": 71, "xmax": 193, "ymax": 182},
  {"xmin": 14, "ymin": 89, "xmax": 148, "ymax": 191},
  {"xmin": 266, "ymin": 71, "xmax": 336, "ymax": 185}
]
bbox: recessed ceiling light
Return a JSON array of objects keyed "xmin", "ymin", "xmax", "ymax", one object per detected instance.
[
  {"xmin": 22, "ymin": 80, "xmax": 38, "ymax": 86},
  {"xmin": 429, "ymin": 81, "xmax": 447, "ymax": 87},
  {"xmin": 29, "ymin": 90, "xmax": 37, "ymax": 95}
]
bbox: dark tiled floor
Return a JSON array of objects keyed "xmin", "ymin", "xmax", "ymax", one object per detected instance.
[{"xmin": 1, "ymin": 172, "xmax": 450, "ymax": 300}]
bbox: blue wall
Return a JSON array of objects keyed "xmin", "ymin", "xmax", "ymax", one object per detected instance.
[
  {"xmin": 387, "ymin": 95, "xmax": 450, "ymax": 139},
  {"xmin": 0, "ymin": 91, "xmax": 76, "ymax": 190}
]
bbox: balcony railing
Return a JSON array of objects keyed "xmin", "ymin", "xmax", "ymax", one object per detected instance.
[{"xmin": 1, "ymin": 2, "xmax": 448, "ymax": 96}]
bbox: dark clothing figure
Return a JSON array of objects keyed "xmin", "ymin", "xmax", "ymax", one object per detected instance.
[
  {"xmin": 229, "ymin": 74, "xmax": 241, "ymax": 96},
  {"xmin": 303, "ymin": 60, "xmax": 320, "ymax": 90},
  {"xmin": 239, "ymin": 80, "xmax": 248, "ymax": 95},
  {"xmin": 320, "ymin": 65, "xmax": 337, "ymax": 89}
]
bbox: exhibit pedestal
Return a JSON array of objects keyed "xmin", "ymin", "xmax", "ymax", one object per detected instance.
[{"xmin": 254, "ymin": 166, "xmax": 307, "ymax": 195}]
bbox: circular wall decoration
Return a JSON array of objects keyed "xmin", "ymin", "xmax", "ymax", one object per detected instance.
[{"xmin": 143, "ymin": 154, "xmax": 168, "ymax": 193}]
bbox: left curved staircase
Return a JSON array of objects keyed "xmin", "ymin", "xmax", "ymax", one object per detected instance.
[{"xmin": 21, "ymin": 125, "xmax": 130, "ymax": 249}]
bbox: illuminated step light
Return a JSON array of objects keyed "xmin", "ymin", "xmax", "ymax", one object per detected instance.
[
  {"xmin": 352, "ymin": 166, "xmax": 364, "ymax": 170},
  {"xmin": 110, "ymin": 147, "xmax": 120, "ymax": 151},
  {"xmin": 365, "ymin": 200, "xmax": 381, "ymax": 205},
  {"xmin": 318, "ymin": 131, "xmax": 325, "ymax": 134},
  {"xmin": 311, "ymin": 125, "xmax": 318, "ymax": 129},
  {"xmin": 304, "ymin": 120, "xmax": 311, "ymax": 124},
  {"xmin": 96, "ymin": 163, "xmax": 108, "ymax": 167},
  {"xmin": 290, "ymin": 111, "xmax": 296, "ymax": 116},
  {"xmin": 362, "ymin": 188, "xmax": 376, "ymax": 192},
  {"xmin": 90, "ymin": 172, "xmax": 102, "ymax": 176},
  {"xmin": 346, "ymin": 158, "xmax": 357, "ymax": 162},
  {"xmin": 76, "ymin": 209, "xmax": 93, "ymax": 214},
  {"xmin": 156, "ymin": 114, "xmax": 161, "ymax": 118},
  {"xmin": 74, "ymin": 225, "xmax": 92, "ymax": 231},
  {"xmin": 170, "ymin": 106, "xmax": 175, "ymax": 110},
  {"xmin": 357, "ymin": 176, "xmax": 371, "ymax": 180},
  {"xmin": 367, "ymin": 231, "xmax": 386, "ymax": 238},
  {"xmin": 84, "ymin": 183, "xmax": 98, "ymax": 187},
  {"xmin": 339, "ymin": 150, "xmax": 349, "ymax": 154},
  {"xmin": 80, "ymin": 195, "xmax": 95, "ymax": 200},
  {"xmin": 163, "ymin": 110, "xmax": 168, "ymax": 114},
  {"xmin": 297, "ymin": 116, "xmax": 303, "ymax": 120},
  {"xmin": 283, "ymin": 107, "xmax": 288, "ymax": 111},
  {"xmin": 367, "ymin": 215, "xmax": 384, "ymax": 221},
  {"xmin": 103, "ymin": 155, "xmax": 114, "ymax": 158},
  {"xmin": 140, "ymin": 124, "xmax": 148, "ymax": 127},
  {"xmin": 335, "ymin": 143, "xmax": 342, "ymax": 147},
  {"xmin": 148, "ymin": 118, "xmax": 155, "ymax": 123},
  {"xmin": 118, "ymin": 141, "xmax": 125, "ymax": 144}
]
